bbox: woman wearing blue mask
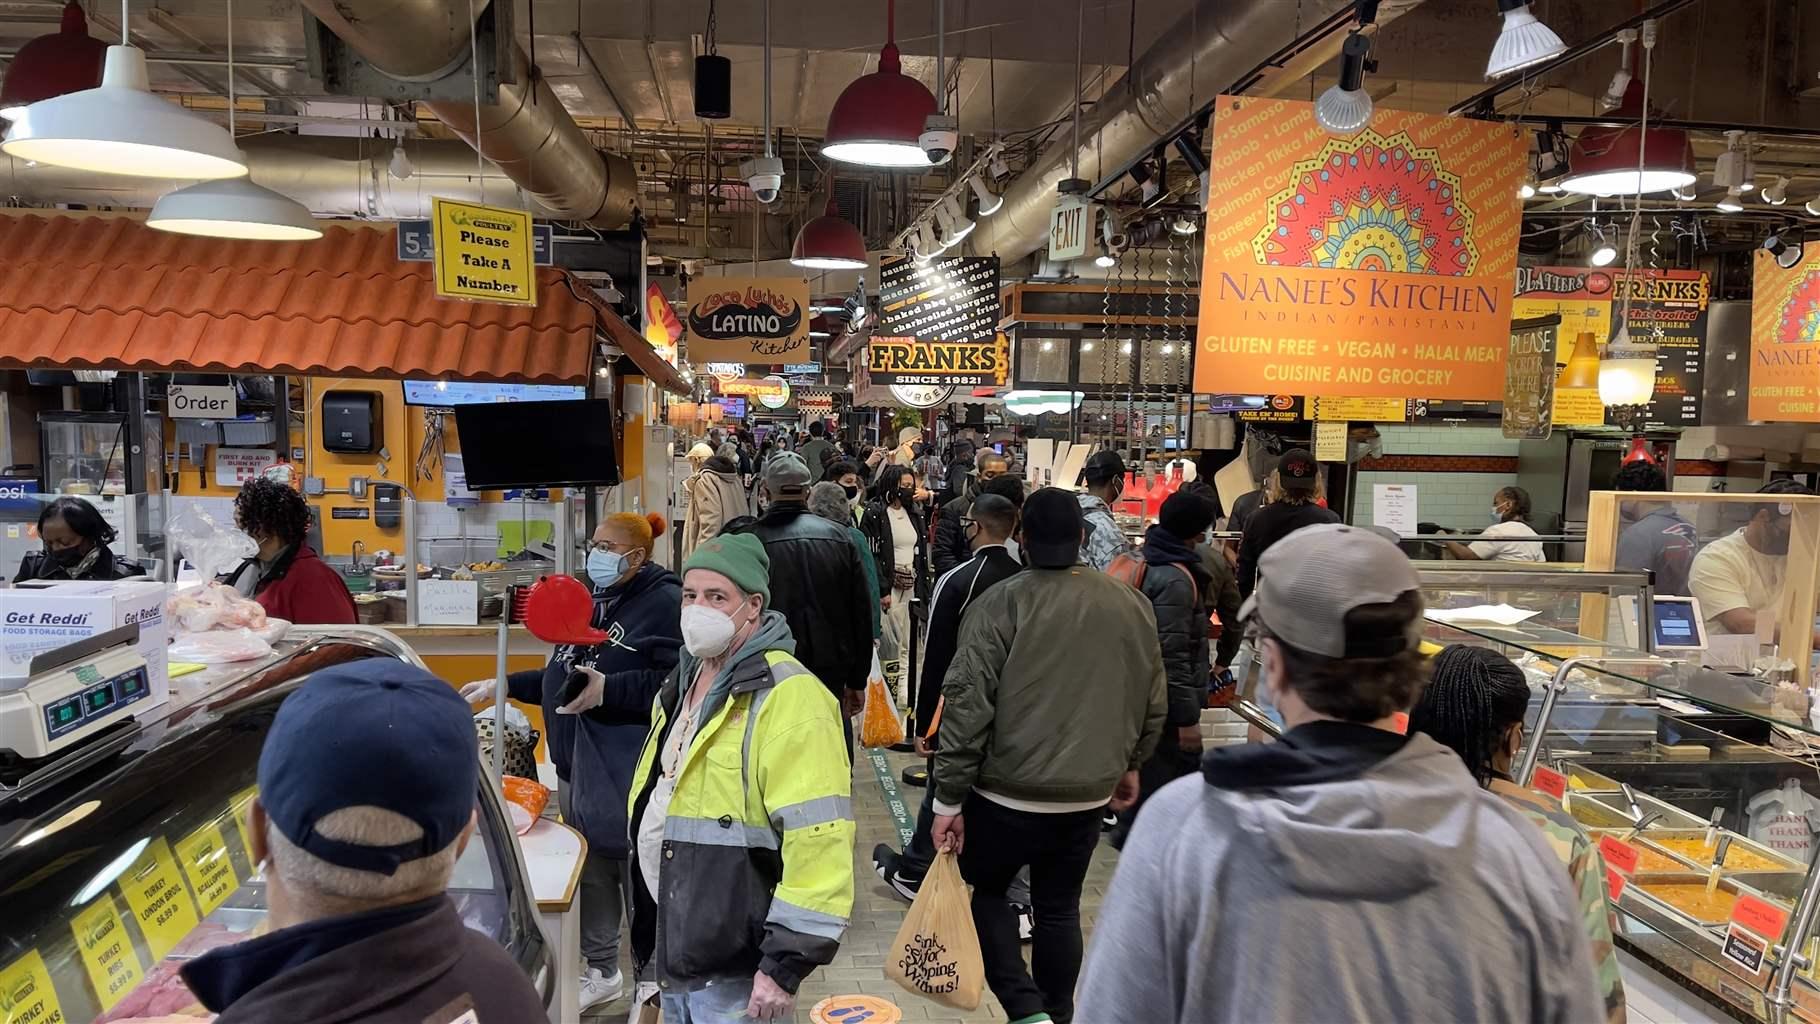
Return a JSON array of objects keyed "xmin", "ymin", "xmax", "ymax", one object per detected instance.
[{"xmin": 461, "ymin": 511, "xmax": 682, "ymax": 1012}]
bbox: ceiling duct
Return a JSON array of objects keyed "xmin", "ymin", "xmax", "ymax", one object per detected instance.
[
  {"xmin": 965, "ymin": 0, "xmax": 1428, "ymax": 265},
  {"xmin": 297, "ymin": 0, "xmax": 635, "ymax": 226}
]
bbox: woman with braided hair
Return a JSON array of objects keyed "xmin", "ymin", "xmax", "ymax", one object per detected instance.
[{"xmin": 1409, "ymin": 645, "xmax": 1627, "ymax": 1024}]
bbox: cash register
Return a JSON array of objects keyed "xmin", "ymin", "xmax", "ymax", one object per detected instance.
[{"xmin": 0, "ymin": 623, "xmax": 151, "ymax": 761}]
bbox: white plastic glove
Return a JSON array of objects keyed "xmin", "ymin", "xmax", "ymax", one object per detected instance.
[
  {"xmin": 458, "ymin": 679, "xmax": 496, "ymax": 706},
  {"xmin": 556, "ymin": 665, "xmax": 605, "ymax": 715}
]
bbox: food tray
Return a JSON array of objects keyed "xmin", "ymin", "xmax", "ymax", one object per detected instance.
[
  {"xmin": 1565, "ymin": 765, "xmax": 1621, "ymax": 792},
  {"xmin": 1567, "ymin": 790, "xmax": 1705, "ymax": 830},
  {"xmin": 1629, "ymin": 873, "xmax": 1754, "ymax": 927},
  {"xmin": 1639, "ymin": 830, "xmax": 1804, "ymax": 874}
]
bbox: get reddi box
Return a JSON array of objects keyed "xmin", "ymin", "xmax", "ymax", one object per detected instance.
[{"xmin": 0, "ymin": 579, "xmax": 170, "ymax": 707}]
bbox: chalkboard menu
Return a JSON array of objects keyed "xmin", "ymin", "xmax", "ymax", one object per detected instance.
[{"xmin": 880, "ymin": 255, "xmax": 1000, "ymax": 341}]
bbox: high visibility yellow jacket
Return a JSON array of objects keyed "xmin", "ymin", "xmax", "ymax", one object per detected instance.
[{"xmin": 627, "ymin": 611, "xmax": 855, "ymax": 994}]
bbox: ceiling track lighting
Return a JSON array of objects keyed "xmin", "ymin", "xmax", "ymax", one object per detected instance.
[
  {"xmin": 1315, "ymin": 32, "xmax": 1374, "ymax": 135},
  {"xmin": 1597, "ymin": 29, "xmax": 1636, "ymax": 113},
  {"xmin": 1588, "ymin": 222, "xmax": 1616, "ymax": 267},
  {"xmin": 1486, "ymin": 0, "xmax": 1567, "ymax": 79},
  {"xmin": 969, "ymin": 174, "xmax": 1003, "ymax": 216},
  {"xmin": 912, "ymin": 222, "xmax": 939, "ymax": 263},
  {"xmin": 1764, "ymin": 175, "xmax": 1790, "ymax": 206},
  {"xmin": 1807, "ymin": 198, "xmax": 1820, "ymax": 218},
  {"xmin": 1170, "ymin": 212, "xmax": 1198, "ymax": 236},
  {"xmin": 1766, "ymin": 230, "xmax": 1805, "ymax": 270},
  {"xmin": 1716, "ymin": 185, "xmax": 1744, "ymax": 214}
]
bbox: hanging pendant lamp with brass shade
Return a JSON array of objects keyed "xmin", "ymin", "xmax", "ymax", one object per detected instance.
[{"xmin": 1556, "ymin": 331, "xmax": 1603, "ymax": 390}]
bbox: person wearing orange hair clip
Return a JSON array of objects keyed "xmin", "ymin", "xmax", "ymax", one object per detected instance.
[{"xmin": 461, "ymin": 510, "xmax": 682, "ymax": 1012}]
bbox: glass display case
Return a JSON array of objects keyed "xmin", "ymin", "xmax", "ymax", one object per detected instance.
[
  {"xmin": 38, "ymin": 412, "xmax": 162, "ymax": 497},
  {"xmin": 1414, "ymin": 563, "xmax": 1659, "ymax": 649},
  {"xmin": 0, "ymin": 631, "xmax": 549, "ymax": 1023}
]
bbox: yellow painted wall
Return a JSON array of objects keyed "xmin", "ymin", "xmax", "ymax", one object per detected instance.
[{"xmin": 430, "ymin": 653, "xmax": 552, "ymax": 762}]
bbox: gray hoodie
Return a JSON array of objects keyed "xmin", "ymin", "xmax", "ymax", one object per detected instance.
[{"xmin": 1077, "ymin": 724, "xmax": 1605, "ymax": 1024}]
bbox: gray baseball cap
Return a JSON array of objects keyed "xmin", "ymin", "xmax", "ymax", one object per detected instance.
[
  {"xmin": 762, "ymin": 452, "xmax": 814, "ymax": 497},
  {"xmin": 1239, "ymin": 523, "xmax": 1423, "ymax": 659}
]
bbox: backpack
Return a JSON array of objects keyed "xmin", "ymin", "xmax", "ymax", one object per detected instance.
[{"xmin": 1105, "ymin": 551, "xmax": 1220, "ymax": 640}]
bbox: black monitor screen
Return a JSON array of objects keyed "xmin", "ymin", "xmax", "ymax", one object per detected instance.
[
  {"xmin": 1653, "ymin": 599, "xmax": 1703, "ymax": 649},
  {"xmin": 454, "ymin": 399, "xmax": 620, "ymax": 489}
]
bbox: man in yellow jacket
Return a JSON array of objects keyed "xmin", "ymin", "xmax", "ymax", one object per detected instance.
[{"xmin": 628, "ymin": 532, "xmax": 855, "ymax": 1021}]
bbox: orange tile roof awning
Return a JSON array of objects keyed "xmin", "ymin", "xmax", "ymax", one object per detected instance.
[{"xmin": 0, "ymin": 213, "xmax": 687, "ymax": 394}]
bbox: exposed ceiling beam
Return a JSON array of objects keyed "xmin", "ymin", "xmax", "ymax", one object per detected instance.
[
  {"xmin": 143, "ymin": 8, "xmax": 290, "ymax": 102},
  {"xmin": 574, "ymin": 32, "xmax": 638, "ymax": 130}
]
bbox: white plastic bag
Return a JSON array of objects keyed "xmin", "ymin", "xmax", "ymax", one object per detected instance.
[
  {"xmin": 165, "ymin": 581, "xmax": 268, "ymax": 633},
  {"xmin": 168, "ymin": 627, "xmax": 274, "ymax": 664},
  {"xmin": 168, "ymin": 506, "xmax": 258, "ymax": 582}
]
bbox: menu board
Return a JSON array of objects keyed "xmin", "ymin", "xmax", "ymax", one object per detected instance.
[
  {"xmin": 1502, "ymin": 316, "xmax": 1560, "ymax": 439},
  {"xmin": 1512, "ymin": 266, "xmax": 1709, "ymax": 429},
  {"xmin": 880, "ymin": 255, "xmax": 1000, "ymax": 341}
]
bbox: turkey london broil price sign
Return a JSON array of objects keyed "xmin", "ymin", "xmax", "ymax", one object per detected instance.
[{"xmin": 431, "ymin": 197, "xmax": 537, "ymax": 306}]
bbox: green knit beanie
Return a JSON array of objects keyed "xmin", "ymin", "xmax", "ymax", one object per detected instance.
[{"xmin": 682, "ymin": 532, "xmax": 771, "ymax": 605}]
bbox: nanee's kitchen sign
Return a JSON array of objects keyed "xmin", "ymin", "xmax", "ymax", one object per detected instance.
[
  {"xmin": 431, "ymin": 197, "xmax": 537, "ymax": 306},
  {"xmin": 685, "ymin": 277, "xmax": 811, "ymax": 364},
  {"xmin": 867, "ymin": 335, "xmax": 1009, "ymax": 387},
  {"xmin": 1751, "ymin": 246, "xmax": 1820, "ymax": 421},
  {"xmin": 1195, "ymin": 96, "xmax": 1525, "ymax": 400}
]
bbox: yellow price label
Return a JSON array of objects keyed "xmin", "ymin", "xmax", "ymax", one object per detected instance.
[
  {"xmin": 1311, "ymin": 396, "xmax": 1407, "ymax": 422},
  {"xmin": 71, "ymin": 894, "xmax": 144, "ymax": 1012},
  {"xmin": 0, "ymin": 949, "xmax": 65, "ymax": 1024},
  {"xmin": 228, "ymin": 785, "xmax": 258, "ymax": 857},
  {"xmin": 176, "ymin": 821, "xmax": 240, "ymax": 916},
  {"xmin": 117, "ymin": 838, "xmax": 200, "ymax": 959}
]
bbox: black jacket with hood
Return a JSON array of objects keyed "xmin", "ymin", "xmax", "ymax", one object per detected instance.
[
  {"xmin": 1138, "ymin": 524, "xmax": 1213, "ymax": 728},
  {"xmin": 916, "ymin": 543, "xmax": 1022, "ymax": 735},
  {"xmin": 931, "ymin": 484, "xmax": 978, "ymax": 577},
  {"xmin": 14, "ymin": 543, "xmax": 143, "ymax": 583},
  {"xmin": 727, "ymin": 503, "xmax": 875, "ymax": 695}
]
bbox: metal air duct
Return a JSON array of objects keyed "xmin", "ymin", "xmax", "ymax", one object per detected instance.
[
  {"xmin": 297, "ymin": 0, "xmax": 635, "ymax": 226},
  {"xmin": 966, "ymin": 0, "xmax": 1427, "ymax": 265}
]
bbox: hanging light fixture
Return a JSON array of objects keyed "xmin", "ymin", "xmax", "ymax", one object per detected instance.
[
  {"xmin": 1556, "ymin": 332, "xmax": 1602, "ymax": 389},
  {"xmin": 1715, "ymin": 186, "xmax": 1745, "ymax": 213},
  {"xmin": 1170, "ymin": 212, "xmax": 1198, "ymax": 236},
  {"xmin": 1486, "ymin": 0, "xmax": 1567, "ymax": 79},
  {"xmin": 1558, "ymin": 81, "xmax": 1693, "ymax": 196},
  {"xmin": 1518, "ymin": 174, "xmax": 1537, "ymax": 199},
  {"xmin": 1808, "ymin": 197, "xmax": 1820, "ymax": 218},
  {"xmin": 2, "ymin": 3, "xmax": 246, "ymax": 182},
  {"xmin": 1094, "ymin": 242, "xmax": 1117, "ymax": 268},
  {"xmin": 148, "ymin": 0, "xmax": 317, "ymax": 238},
  {"xmin": 969, "ymin": 174, "xmax": 1004, "ymax": 216},
  {"xmin": 821, "ymin": 0, "xmax": 938, "ymax": 167},
  {"xmin": 1588, "ymin": 223, "xmax": 1616, "ymax": 266},
  {"xmin": 1669, "ymin": 182, "xmax": 1697, "ymax": 202},
  {"xmin": 1596, "ymin": 30, "xmax": 1636, "ymax": 113},
  {"xmin": 790, "ymin": 185, "xmax": 868, "ymax": 270},
  {"xmin": 912, "ymin": 222, "xmax": 939, "ymax": 263},
  {"xmin": 1764, "ymin": 175, "xmax": 1790, "ymax": 206},
  {"xmin": 1598, "ymin": 326, "xmax": 1658, "ymax": 408},
  {"xmin": 1315, "ymin": 32, "xmax": 1373, "ymax": 135},
  {"xmin": 935, "ymin": 193, "xmax": 974, "ymax": 248},
  {"xmin": 0, "ymin": 1, "xmax": 108, "ymax": 121},
  {"xmin": 1765, "ymin": 230, "xmax": 1805, "ymax": 270}
]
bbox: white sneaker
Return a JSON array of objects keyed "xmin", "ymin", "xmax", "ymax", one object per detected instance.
[{"xmin": 579, "ymin": 966, "xmax": 625, "ymax": 1012}]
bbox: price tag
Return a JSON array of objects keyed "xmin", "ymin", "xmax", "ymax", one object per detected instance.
[
  {"xmin": 229, "ymin": 785, "xmax": 258, "ymax": 856},
  {"xmin": 1722, "ymin": 924, "xmax": 1770, "ymax": 976},
  {"xmin": 1598, "ymin": 834, "xmax": 1641, "ymax": 876},
  {"xmin": 1732, "ymin": 893, "xmax": 1792, "ymax": 941},
  {"xmin": 1605, "ymin": 866, "xmax": 1626, "ymax": 902},
  {"xmin": 118, "ymin": 837, "xmax": 200, "ymax": 959},
  {"xmin": 1531, "ymin": 765, "xmax": 1568, "ymax": 801},
  {"xmin": 0, "ymin": 949, "xmax": 64, "ymax": 1024},
  {"xmin": 176, "ymin": 821, "xmax": 240, "ymax": 916},
  {"xmin": 72, "ymin": 893, "xmax": 145, "ymax": 1011}
]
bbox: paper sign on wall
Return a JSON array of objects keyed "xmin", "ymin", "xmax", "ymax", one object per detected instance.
[
  {"xmin": 418, "ymin": 579, "xmax": 480, "ymax": 626},
  {"xmin": 431, "ymin": 197, "xmax": 537, "ymax": 306},
  {"xmin": 1196, "ymin": 96, "xmax": 1525, "ymax": 400},
  {"xmin": 1312, "ymin": 421, "xmax": 1349, "ymax": 463},
  {"xmin": 1372, "ymin": 484, "xmax": 1418, "ymax": 537},
  {"xmin": 215, "ymin": 448, "xmax": 276, "ymax": 487}
]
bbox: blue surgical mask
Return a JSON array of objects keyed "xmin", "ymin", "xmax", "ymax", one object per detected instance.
[{"xmin": 587, "ymin": 549, "xmax": 626, "ymax": 587}]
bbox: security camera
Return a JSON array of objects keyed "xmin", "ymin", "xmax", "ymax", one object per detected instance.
[
  {"xmin": 920, "ymin": 114, "xmax": 959, "ymax": 166},
  {"xmin": 740, "ymin": 156, "xmax": 785, "ymax": 205}
]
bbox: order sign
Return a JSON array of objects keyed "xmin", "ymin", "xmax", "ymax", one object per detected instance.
[{"xmin": 432, "ymin": 197, "xmax": 537, "ymax": 306}]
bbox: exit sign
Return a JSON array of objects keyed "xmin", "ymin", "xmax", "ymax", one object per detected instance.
[{"xmin": 1048, "ymin": 195, "xmax": 1089, "ymax": 262}]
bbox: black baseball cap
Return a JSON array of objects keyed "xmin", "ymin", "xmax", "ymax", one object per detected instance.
[
  {"xmin": 258, "ymin": 659, "xmax": 479, "ymax": 875},
  {"xmin": 1082, "ymin": 449, "xmax": 1127, "ymax": 485},
  {"xmin": 1278, "ymin": 448, "xmax": 1318, "ymax": 491},
  {"xmin": 1021, "ymin": 487, "xmax": 1085, "ymax": 568}
]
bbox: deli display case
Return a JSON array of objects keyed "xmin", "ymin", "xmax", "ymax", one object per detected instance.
[{"xmin": 0, "ymin": 629, "xmax": 550, "ymax": 1023}]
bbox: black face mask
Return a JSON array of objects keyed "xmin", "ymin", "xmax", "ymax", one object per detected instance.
[
  {"xmin": 897, "ymin": 488, "xmax": 917, "ymax": 507},
  {"xmin": 842, "ymin": 484, "xmax": 861, "ymax": 500},
  {"xmin": 47, "ymin": 545, "xmax": 85, "ymax": 567}
]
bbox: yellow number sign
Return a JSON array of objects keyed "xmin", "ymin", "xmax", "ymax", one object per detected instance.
[{"xmin": 431, "ymin": 197, "xmax": 537, "ymax": 306}]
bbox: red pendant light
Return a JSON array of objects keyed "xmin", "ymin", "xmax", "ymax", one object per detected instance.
[
  {"xmin": 822, "ymin": 0, "xmax": 937, "ymax": 168},
  {"xmin": 0, "ymin": 1, "xmax": 108, "ymax": 121},
  {"xmin": 1559, "ymin": 80, "xmax": 1694, "ymax": 196},
  {"xmin": 791, "ymin": 184, "xmax": 869, "ymax": 270}
]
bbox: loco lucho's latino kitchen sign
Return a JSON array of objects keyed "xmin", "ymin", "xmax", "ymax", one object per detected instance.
[
  {"xmin": 685, "ymin": 277, "xmax": 811, "ymax": 364},
  {"xmin": 1751, "ymin": 247, "xmax": 1820, "ymax": 421},
  {"xmin": 1195, "ymin": 97, "xmax": 1526, "ymax": 400}
]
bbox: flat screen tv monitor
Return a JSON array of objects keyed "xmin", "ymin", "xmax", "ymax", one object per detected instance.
[
  {"xmin": 717, "ymin": 397, "xmax": 747, "ymax": 418},
  {"xmin": 402, "ymin": 380, "xmax": 587, "ymax": 407},
  {"xmin": 454, "ymin": 399, "xmax": 620, "ymax": 489}
]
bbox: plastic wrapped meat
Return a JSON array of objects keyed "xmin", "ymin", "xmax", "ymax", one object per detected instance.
[
  {"xmin": 98, "ymin": 922, "xmax": 244, "ymax": 1022},
  {"xmin": 166, "ymin": 583, "xmax": 268, "ymax": 634}
]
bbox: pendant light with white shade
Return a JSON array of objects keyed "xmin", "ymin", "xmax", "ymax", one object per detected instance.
[
  {"xmin": 148, "ymin": 0, "xmax": 320, "ymax": 239},
  {"xmin": 1, "ymin": 0, "xmax": 246, "ymax": 179}
]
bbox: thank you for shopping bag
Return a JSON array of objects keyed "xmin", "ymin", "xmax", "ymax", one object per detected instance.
[{"xmin": 885, "ymin": 850, "xmax": 984, "ymax": 1010}]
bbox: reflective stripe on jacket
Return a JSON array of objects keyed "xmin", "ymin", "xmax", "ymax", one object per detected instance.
[{"xmin": 628, "ymin": 623, "xmax": 854, "ymax": 994}]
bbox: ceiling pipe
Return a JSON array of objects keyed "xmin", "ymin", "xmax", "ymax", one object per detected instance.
[
  {"xmin": 296, "ymin": 0, "xmax": 636, "ymax": 226},
  {"xmin": 963, "ymin": 0, "xmax": 1428, "ymax": 266}
]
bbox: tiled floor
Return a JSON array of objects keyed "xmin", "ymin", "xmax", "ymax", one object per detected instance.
[{"xmin": 582, "ymin": 744, "xmax": 1129, "ymax": 1024}]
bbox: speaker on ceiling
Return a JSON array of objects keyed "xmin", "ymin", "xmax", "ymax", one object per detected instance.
[{"xmin": 694, "ymin": 54, "xmax": 731, "ymax": 119}]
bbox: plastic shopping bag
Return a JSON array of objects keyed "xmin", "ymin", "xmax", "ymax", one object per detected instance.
[
  {"xmin": 885, "ymin": 849, "xmax": 984, "ymax": 1010},
  {"xmin": 859, "ymin": 650, "xmax": 905, "ymax": 748}
]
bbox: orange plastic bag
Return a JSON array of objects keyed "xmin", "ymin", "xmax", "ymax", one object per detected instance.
[
  {"xmin": 859, "ymin": 649, "xmax": 905, "ymax": 748},
  {"xmin": 502, "ymin": 775, "xmax": 550, "ymax": 835},
  {"xmin": 885, "ymin": 850, "xmax": 984, "ymax": 1009}
]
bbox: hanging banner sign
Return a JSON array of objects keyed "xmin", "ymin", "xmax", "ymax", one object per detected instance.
[
  {"xmin": 166, "ymin": 384, "xmax": 237, "ymax": 419},
  {"xmin": 1195, "ymin": 96, "xmax": 1525, "ymax": 400},
  {"xmin": 1502, "ymin": 315, "xmax": 1560, "ymax": 440},
  {"xmin": 880, "ymin": 254, "xmax": 1001, "ymax": 340},
  {"xmin": 1515, "ymin": 266, "xmax": 1709, "ymax": 428},
  {"xmin": 1235, "ymin": 394, "xmax": 1304, "ymax": 423},
  {"xmin": 685, "ymin": 277, "xmax": 811, "ymax": 364},
  {"xmin": 1751, "ymin": 247, "xmax": 1820, "ymax": 421},
  {"xmin": 867, "ymin": 335, "xmax": 1010, "ymax": 387},
  {"xmin": 431, "ymin": 197, "xmax": 537, "ymax": 306}
]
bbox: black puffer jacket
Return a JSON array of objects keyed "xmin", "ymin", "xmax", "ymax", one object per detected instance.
[
  {"xmin": 931, "ymin": 486, "xmax": 976, "ymax": 577},
  {"xmin": 1138, "ymin": 525, "xmax": 1213, "ymax": 728},
  {"xmin": 726, "ymin": 503, "xmax": 875, "ymax": 696},
  {"xmin": 13, "ymin": 544, "xmax": 143, "ymax": 583}
]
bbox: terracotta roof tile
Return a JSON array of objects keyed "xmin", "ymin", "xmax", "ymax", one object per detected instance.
[{"xmin": 0, "ymin": 213, "xmax": 603, "ymax": 384}]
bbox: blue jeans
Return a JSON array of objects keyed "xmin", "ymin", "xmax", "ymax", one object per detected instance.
[{"xmin": 660, "ymin": 978, "xmax": 755, "ymax": 1023}]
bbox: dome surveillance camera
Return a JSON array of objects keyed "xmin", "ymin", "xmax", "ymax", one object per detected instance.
[
  {"xmin": 920, "ymin": 114, "xmax": 958, "ymax": 166},
  {"xmin": 740, "ymin": 156, "xmax": 785, "ymax": 205}
]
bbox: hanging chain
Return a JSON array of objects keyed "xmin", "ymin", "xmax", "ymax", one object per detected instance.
[{"xmin": 704, "ymin": 0, "xmax": 718, "ymax": 54}]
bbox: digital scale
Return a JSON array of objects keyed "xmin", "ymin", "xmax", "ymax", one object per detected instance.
[{"xmin": 0, "ymin": 624, "xmax": 152, "ymax": 760}]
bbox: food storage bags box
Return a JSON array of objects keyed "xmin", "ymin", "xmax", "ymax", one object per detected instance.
[{"xmin": 1, "ymin": 579, "xmax": 171, "ymax": 708}]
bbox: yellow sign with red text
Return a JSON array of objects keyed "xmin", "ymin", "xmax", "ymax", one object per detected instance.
[{"xmin": 1195, "ymin": 96, "xmax": 1525, "ymax": 400}]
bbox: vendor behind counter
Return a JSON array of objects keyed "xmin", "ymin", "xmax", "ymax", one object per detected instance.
[
  {"xmin": 221, "ymin": 479, "xmax": 356, "ymax": 625},
  {"xmin": 11, "ymin": 495, "xmax": 143, "ymax": 583}
]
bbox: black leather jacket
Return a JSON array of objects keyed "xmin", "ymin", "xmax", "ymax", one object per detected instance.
[
  {"xmin": 13, "ymin": 545, "xmax": 143, "ymax": 583},
  {"xmin": 860, "ymin": 498, "xmax": 930, "ymax": 604},
  {"xmin": 727, "ymin": 503, "xmax": 875, "ymax": 695}
]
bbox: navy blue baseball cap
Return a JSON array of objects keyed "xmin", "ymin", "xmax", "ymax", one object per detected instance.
[{"xmin": 257, "ymin": 658, "xmax": 478, "ymax": 875}]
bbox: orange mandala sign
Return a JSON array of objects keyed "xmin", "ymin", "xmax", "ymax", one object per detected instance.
[
  {"xmin": 1197, "ymin": 96, "xmax": 1526, "ymax": 401},
  {"xmin": 1751, "ymin": 247, "xmax": 1820, "ymax": 421},
  {"xmin": 809, "ymin": 994, "xmax": 903, "ymax": 1024}
]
